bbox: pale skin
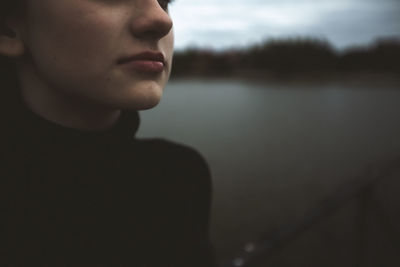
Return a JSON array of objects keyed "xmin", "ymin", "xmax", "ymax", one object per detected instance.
[{"xmin": 0, "ymin": 0, "xmax": 174, "ymax": 130}]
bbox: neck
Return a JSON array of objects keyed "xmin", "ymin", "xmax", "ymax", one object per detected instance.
[{"xmin": 17, "ymin": 66, "xmax": 121, "ymax": 131}]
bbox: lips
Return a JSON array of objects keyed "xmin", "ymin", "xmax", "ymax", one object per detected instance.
[{"xmin": 118, "ymin": 51, "xmax": 165, "ymax": 73}]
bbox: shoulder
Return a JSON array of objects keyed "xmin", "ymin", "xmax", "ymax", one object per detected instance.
[
  {"xmin": 135, "ymin": 138, "xmax": 209, "ymax": 168},
  {"xmin": 134, "ymin": 137, "xmax": 212, "ymax": 193},
  {"xmin": 133, "ymin": 139, "xmax": 216, "ymax": 266}
]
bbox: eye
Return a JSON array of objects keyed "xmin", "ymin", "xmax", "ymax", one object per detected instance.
[{"xmin": 158, "ymin": 0, "xmax": 174, "ymax": 11}]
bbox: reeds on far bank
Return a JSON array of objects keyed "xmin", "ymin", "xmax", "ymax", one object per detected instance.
[{"xmin": 171, "ymin": 37, "xmax": 400, "ymax": 81}]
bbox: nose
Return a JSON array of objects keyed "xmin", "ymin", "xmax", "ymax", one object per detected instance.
[{"xmin": 130, "ymin": 0, "xmax": 173, "ymax": 40}]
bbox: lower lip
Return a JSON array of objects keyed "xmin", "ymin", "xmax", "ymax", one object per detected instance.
[{"xmin": 121, "ymin": 60, "xmax": 164, "ymax": 73}]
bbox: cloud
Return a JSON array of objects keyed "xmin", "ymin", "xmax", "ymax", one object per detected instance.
[{"xmin": 169, "ymin": 0, "xmax": 400, "ymax": 50}]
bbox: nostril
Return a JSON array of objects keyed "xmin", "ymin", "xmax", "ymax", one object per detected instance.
[{"xmin": 131, "ymin": 12, "xmax": 173, "ymax": 40}]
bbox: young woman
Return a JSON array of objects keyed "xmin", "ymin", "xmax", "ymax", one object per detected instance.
[{"xmin": 0, "ymin": 1, "xmax": 216, "ymax": 266}]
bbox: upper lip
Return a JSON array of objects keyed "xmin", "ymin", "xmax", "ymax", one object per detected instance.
[{"xmin": 117, "ymin": 51, "xmax": 165, "ymax": 65}]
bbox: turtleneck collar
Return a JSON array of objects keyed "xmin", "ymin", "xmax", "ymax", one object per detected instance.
[{"xmin": 9, "ymin": 90, "xmax": 140, "ymax": 147}]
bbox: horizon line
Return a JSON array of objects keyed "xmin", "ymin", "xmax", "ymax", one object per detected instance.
[{"xmin": 174, "ymin": 35, "xmax": 400, "ymax": 53}]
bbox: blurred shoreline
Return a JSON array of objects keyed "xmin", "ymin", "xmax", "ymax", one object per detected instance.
[{"xmin": 171, "ymin": 37, "xmax": 400, "ymax": 87}]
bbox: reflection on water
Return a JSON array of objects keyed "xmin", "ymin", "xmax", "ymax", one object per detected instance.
[{"xmin": 137, "ymin": 79, "xmax": 400, "ymax": 262}]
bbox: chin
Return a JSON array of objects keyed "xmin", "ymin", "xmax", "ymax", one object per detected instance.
[
  {"xmin": 132, "ymin": 95, "xmax": 162, "ymax": 110},
  {"xmin": 122, "ymin": 82, "xmax": 164, "ymax": 110}
]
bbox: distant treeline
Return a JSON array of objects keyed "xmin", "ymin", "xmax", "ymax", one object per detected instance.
[{"xmin": 171, "ymin": 37, "xmax": 400, "ymax": 78}]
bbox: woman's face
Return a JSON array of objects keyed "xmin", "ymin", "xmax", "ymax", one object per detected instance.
[{"xmin": 17, "ymin": 0, "xmax": 174, "ymax": 111}]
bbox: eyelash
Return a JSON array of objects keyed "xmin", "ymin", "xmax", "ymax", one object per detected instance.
[{"xmin": 158, "ymin": 0, "xmax": 174, "ymax": 10}]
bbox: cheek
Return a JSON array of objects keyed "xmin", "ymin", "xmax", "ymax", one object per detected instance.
[
  {"xmin": 164, "ymin": 31, "xmax": 175, "ymax": 69},
  {"xmin": 167, "ymin": 30, "xmax": 175, "ymax": 54},
  {"xmin": 25, "ymin": 3, "xmax": 122, "ymax": 79}
]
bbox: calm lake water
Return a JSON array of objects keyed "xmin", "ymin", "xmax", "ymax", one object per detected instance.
[{"xmin": 137, "ymin": 78, "xmax": 400, "ymax": 260}]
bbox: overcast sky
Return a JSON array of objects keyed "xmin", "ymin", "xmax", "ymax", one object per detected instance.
[{"xmin": 169, "ymin": 0, "xmax": 400, "ymax": 51}]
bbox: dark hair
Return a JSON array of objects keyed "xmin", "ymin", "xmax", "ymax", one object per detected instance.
[{"xmin": 0, "ymin": 1, "xmax": 22, "ymax": 109}]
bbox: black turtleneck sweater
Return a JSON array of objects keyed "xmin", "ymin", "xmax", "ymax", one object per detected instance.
[{"xmin": 0, "ymin": 94, "xmax": 216, "ymax": 267}]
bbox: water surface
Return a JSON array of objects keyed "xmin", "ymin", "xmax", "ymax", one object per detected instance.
[{"xmin": 137, "ymin": 79, "xmax": 400, "ymax": 258}]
